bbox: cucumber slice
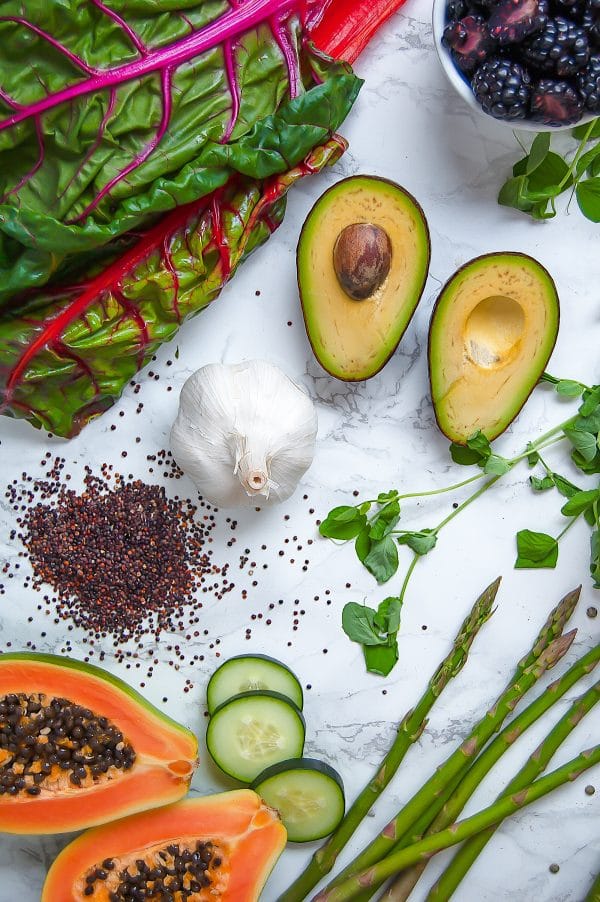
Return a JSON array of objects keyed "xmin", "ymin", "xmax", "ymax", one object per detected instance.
[
  {"xmin": 206, "ymin": 691, "xmax": 305, "ymax": 783},
  {"xmin": 251, "ymin": 758, "xmax": 345, "ymax": 843},
  {"xmin": 207, "ymin": 654, "xmax": 303, "ymax": 714}
]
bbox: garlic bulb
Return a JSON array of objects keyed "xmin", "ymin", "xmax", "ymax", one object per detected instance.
[{"xmin": 170, "ymin": 360, "xmax": 318, "ymax": 508}]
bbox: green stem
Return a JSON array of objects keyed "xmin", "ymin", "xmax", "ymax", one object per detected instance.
[
  {"xmin": 384, "ymin": 642, "xmax": 600, "ymax": 901},
  {"xmin": 278, "ymin": 580, "xmax": 500, "ymax": 902},
  {"xmin": 395, "ymin": 472, "xmax": 486, "ymax": 501},
  {"xmin": 427, "ymin": 678, "xmax": 600, "ymax": 901},
  {"xmin": 559, "ymin": 120, "xmax": 598, "ymax": 190},
  {"xmin": 317, "ymin": 745, "xmax": 600, "ymax": 902},
  {"xmin": 433, "ymin": 476, "xmax": 501, "ymax": 534},
  {"xmin": 557, "ymin": 513, "xmax": 582, "ymax": 541},
  {"xmin": 319, "ymin": 625, "xmax": 576, "ymax": 894}
]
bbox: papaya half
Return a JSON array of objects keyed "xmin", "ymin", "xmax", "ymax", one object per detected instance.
[
  {"xmin": 0, "ymin": 652, "xmax": 198, "ymax": 834},
  {"xmin": 42, "ymin": 789, "xmax": 287, "ymax": 901}
]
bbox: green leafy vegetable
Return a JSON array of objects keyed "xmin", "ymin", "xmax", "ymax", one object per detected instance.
[
  {"xmin": 0, "ymin": 138, "xmax": 348, "ymax": 436},
  {"xmin": 342, "ymin": 597, "xmax": 403, "ymax": 676},
  {"xmin": 498, "ymin": 119, "xmax": 600, "ymax": 222},
  {"xmin": 515, "ymin": 530, "xmax": 559, "ymax": 569},
  {"xmin": 321, "ymin": 376, "xmax": 600, "ymax": 674}
]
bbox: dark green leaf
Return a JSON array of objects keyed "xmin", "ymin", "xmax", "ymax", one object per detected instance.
[
  {"xmin": 572, "ymin": 450, "xmax": 600, "ymax": 474},
  {"xmin": 364, "ymin": 537, "xmax": 399, "ymax": 583},
  {"xmin": 561, "ymin": 489, "xmax": 600, "ymax": 517},
  {"xmin": 355, "ymin": 528, "xmax": 371, "ymax": 565},
  {"xmin": 573, "ymin": 119, "xmax": 600, "ymax": 140},
  {"xmin": 527, "ymin": 153, "xmax": 572, "ymax": 193},
  {"xmin": 556, "ymin": 379, "xmax": 586, "ymax": 398},
  {"xmin": 319, "ymin": 506, "xmax": 367, "ymax": 540},
  {"xmin": 363, "ymin": 642, "xmax": 399, "ymax": 677},
  {"xmin": 397, "ymin": 530, "xmax": 438, "ymax": 556},
  {"xmin": 526, "ymin": 133, "xmax": 551, "ymax": 174},
  {"xmin": 498, "ymin": 175, "xmax": 535, "ymax": 212},
  {"xmin": 564, "ymin": 426, "xmax": 598, "ymax": 462},
  {"xmin": 450, "ymin": 443, "xmax": 485, "ymax": 466},
  {"xmin": 580, "ymin": 385, "xmax": 600, "ymax": 417},
  {"xmin": 369, "ymin": 500, "xmax": 401, "ymax": 539},
  {"xmin": 341, "ymin": 603, "xmax": 386, "ymax": 646},
  {"xmin": 530, "ymin": 474, "xmax": 556, "ymax": 492},
  {"xmin": 575, "ymin": 142, "xmax": 600, "ymax": 177},
  {"xmin": 484, "ymin": 454, "xmax": 511, "ymax": 476},
  {"xmin": 373, "ymin": 597, "xmax": 402, "ymax": 634},
  {"xmin": 515, "ymin": 529, "xmax": 559, "ymax": 569},
  {"xmin": 527, "ymin": 446, "xmax": 541, "ymax": 467},
  {"xmin": 552, "ymin": 473, "xmax": 581, "ymax": 499},
  {"xmin": 576, "ymin": 178, "xmax": 600, "ymax": 222}
]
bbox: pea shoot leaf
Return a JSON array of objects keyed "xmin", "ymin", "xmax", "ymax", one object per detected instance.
[
  {"xmin": 576, "ymin": 178, "xmax": 600, "ymax": 222},
  {"xmin": 342, "ymin": 597, "xmax": 403, "ymax": 676},
  {"xmin": 555, "ymin": 379, "xmax": 586, "ymax": 398},
  {"xmin": 565, "ymin": 425, "xmax": 598, "ymax": 463},
  {"xmin": 515, "ymin": 529, "xmax": 559, "ymax": 569},
  {"xmin": 561, "ymin": 489, "xmax": 600, "ymax": 517},
  {"xmin": 319, "ymin": 506, "xmax": 367, "ymax": 540},
  {"xmin": 530, "ymin": 475, "xmax": 556, "ymax": 492},
  {"xmin": 397, "ymin": 530, "xmax": 438, "ymax": 556},
  {"xmin": 364, "ymin": 536, "xmax": 399, "ymax": 583}
]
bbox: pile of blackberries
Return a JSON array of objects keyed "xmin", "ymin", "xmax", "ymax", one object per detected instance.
[{"xmin": 443, "ymin": 0, "xmax": 600, "ymax": 123}]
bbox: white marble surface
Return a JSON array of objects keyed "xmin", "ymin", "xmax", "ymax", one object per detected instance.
[{"xmin": 0, "ymin": 2, "xmax": 599, "ymax": 900}]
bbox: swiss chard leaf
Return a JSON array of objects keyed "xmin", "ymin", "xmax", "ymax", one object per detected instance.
[
  {"xmin": 0, "ymin": 1, "xmax": 361, "ymax": 306},
  {"xmin": 0, "ymin": 138, "xmax": 347, "ymax": 436}
]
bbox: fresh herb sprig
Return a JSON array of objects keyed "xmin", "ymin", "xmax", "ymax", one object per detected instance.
[
  {"xmin": 320, "ymin": 377, "xmax": 600, "ymax": 673},
  {"xmin": 498, "ymin": 120, "xmax": 600, "ymax": 221}
]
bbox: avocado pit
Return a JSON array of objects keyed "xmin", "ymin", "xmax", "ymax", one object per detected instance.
[
  {"xmin": 464, "ymin": 295, "xmax": 526, "ymax": 369},
  {"xmin": 333, "ymin": 222, "xmax": 392, "ymax": 300}
]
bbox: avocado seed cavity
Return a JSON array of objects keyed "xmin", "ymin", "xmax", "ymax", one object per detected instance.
[
  {"xmin": 464, "ymin": 295, "xmax": 526, "ymax": 369},
  {"xmin": 333, "ymin": 223, "xmax": 392, "ymax": 301}
]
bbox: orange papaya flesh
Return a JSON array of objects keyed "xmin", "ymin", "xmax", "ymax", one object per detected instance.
[
  {"xmin": 0, "ymin": 653, "xmax": 198, "ymax": 834},
  {"xmin": 42, "ymin": 789, "xmax": 287, "ymax": 902}
]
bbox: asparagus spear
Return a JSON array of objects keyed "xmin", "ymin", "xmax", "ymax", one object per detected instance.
[
  {"xmin": 384, "ymin": 643, "xmax": 600, "ymax": 901},
  {"xmin": 426, "ymin": 679, "xmax": 600, "ymax": 901},
  {"xmin": 279, "ymin": 578, "xmax": 499, "ymax": 902},
  {"xmin": 586, "ymin": 870, "xmax": 600, "ymax": 902},
  {"xmin": 320, "ymin": 626, "xmax": 576, "ymax": 894},
  {"xmin": 314, "ymin": 744, "xmax": 600, "ymax": 902}
]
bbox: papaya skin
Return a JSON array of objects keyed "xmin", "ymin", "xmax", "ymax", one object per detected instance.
[
  {"xmin": 0, "ymin": 653, "xmax": 198, "ymax": 834},
  {"xmin": 42, "ymin": 790, "xmax": 287, "ymax": 902}
]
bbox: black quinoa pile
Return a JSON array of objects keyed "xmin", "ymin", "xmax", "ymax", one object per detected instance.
[
  {"xmin": 11, "ymin": 460, "xmax": 233, "ymax": 645},
  {"xmin": 83, "ymin": 841, "xmax": 221, "ymax": 899},
  {"xmin": 0, "ymin": 693, "xmax": 135, "ymax": 796}
]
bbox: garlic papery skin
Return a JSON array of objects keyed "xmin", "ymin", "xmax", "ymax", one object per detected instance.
[{"xmin": 170, "ymin": 360, "xmax": 318, "ymax": 508}]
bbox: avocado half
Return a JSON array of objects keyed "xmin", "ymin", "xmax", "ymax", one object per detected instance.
[
  {"xmin": 297, "ymin": 176, "xmax": 430, "ymax": 381},
  {"xmin": 428, "ymin": 252, "xmax": 560, "ymax": 444}
]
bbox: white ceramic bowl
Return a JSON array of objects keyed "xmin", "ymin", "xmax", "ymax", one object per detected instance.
[{"xmin": 432, "ymin": 0, "xmax": 596, "ymax": 131}]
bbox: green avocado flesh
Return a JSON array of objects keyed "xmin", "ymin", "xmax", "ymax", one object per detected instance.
[
  {"xmin": 428, "ymin": 253, "xmax": 560, "ymax": 443},
  {"xmin": 297, "ymin": 176, "xmax": 430, "ymax": 381}
]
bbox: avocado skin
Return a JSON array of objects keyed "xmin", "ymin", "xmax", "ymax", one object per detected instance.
[
  {"xmin": 297, "ymin": 175, "xmax": 431, "ymax": 382},
  {"xmin": 428, "ymin": 251, "xmax": 560, "ymax": 444}
]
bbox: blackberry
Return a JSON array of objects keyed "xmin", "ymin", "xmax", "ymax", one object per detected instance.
[
  {"xmin": 472, "ymin": 57, "xmax": 532, "ymax": 117},
  {"xmin": 551, "ymin": 0, "xmax": 584, "ymax": 14},
  {"xmin": 447, "ymin": 0, "xmax": 472, "ymax": 19},
  {"xmin": 522, "ymin": 16, "xmax": 590, "ymax": 75},
  {"xmin": 577, "ymin": 52, "xmax": 600, "ymax": 107},
  {"xmin": 530, "ymin": 77, "xmax": 585, "ymax": 121},
  {"xmin": 442, "ymin": 16, "xmax": 497, "ymax": 72},
  {"xmin": 582, "ymin": 0, "xmax": 600, "ymax": 44},
  {"xmin": 488, "ymin": 0, "xmax": 549, "ymax": 43}
]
